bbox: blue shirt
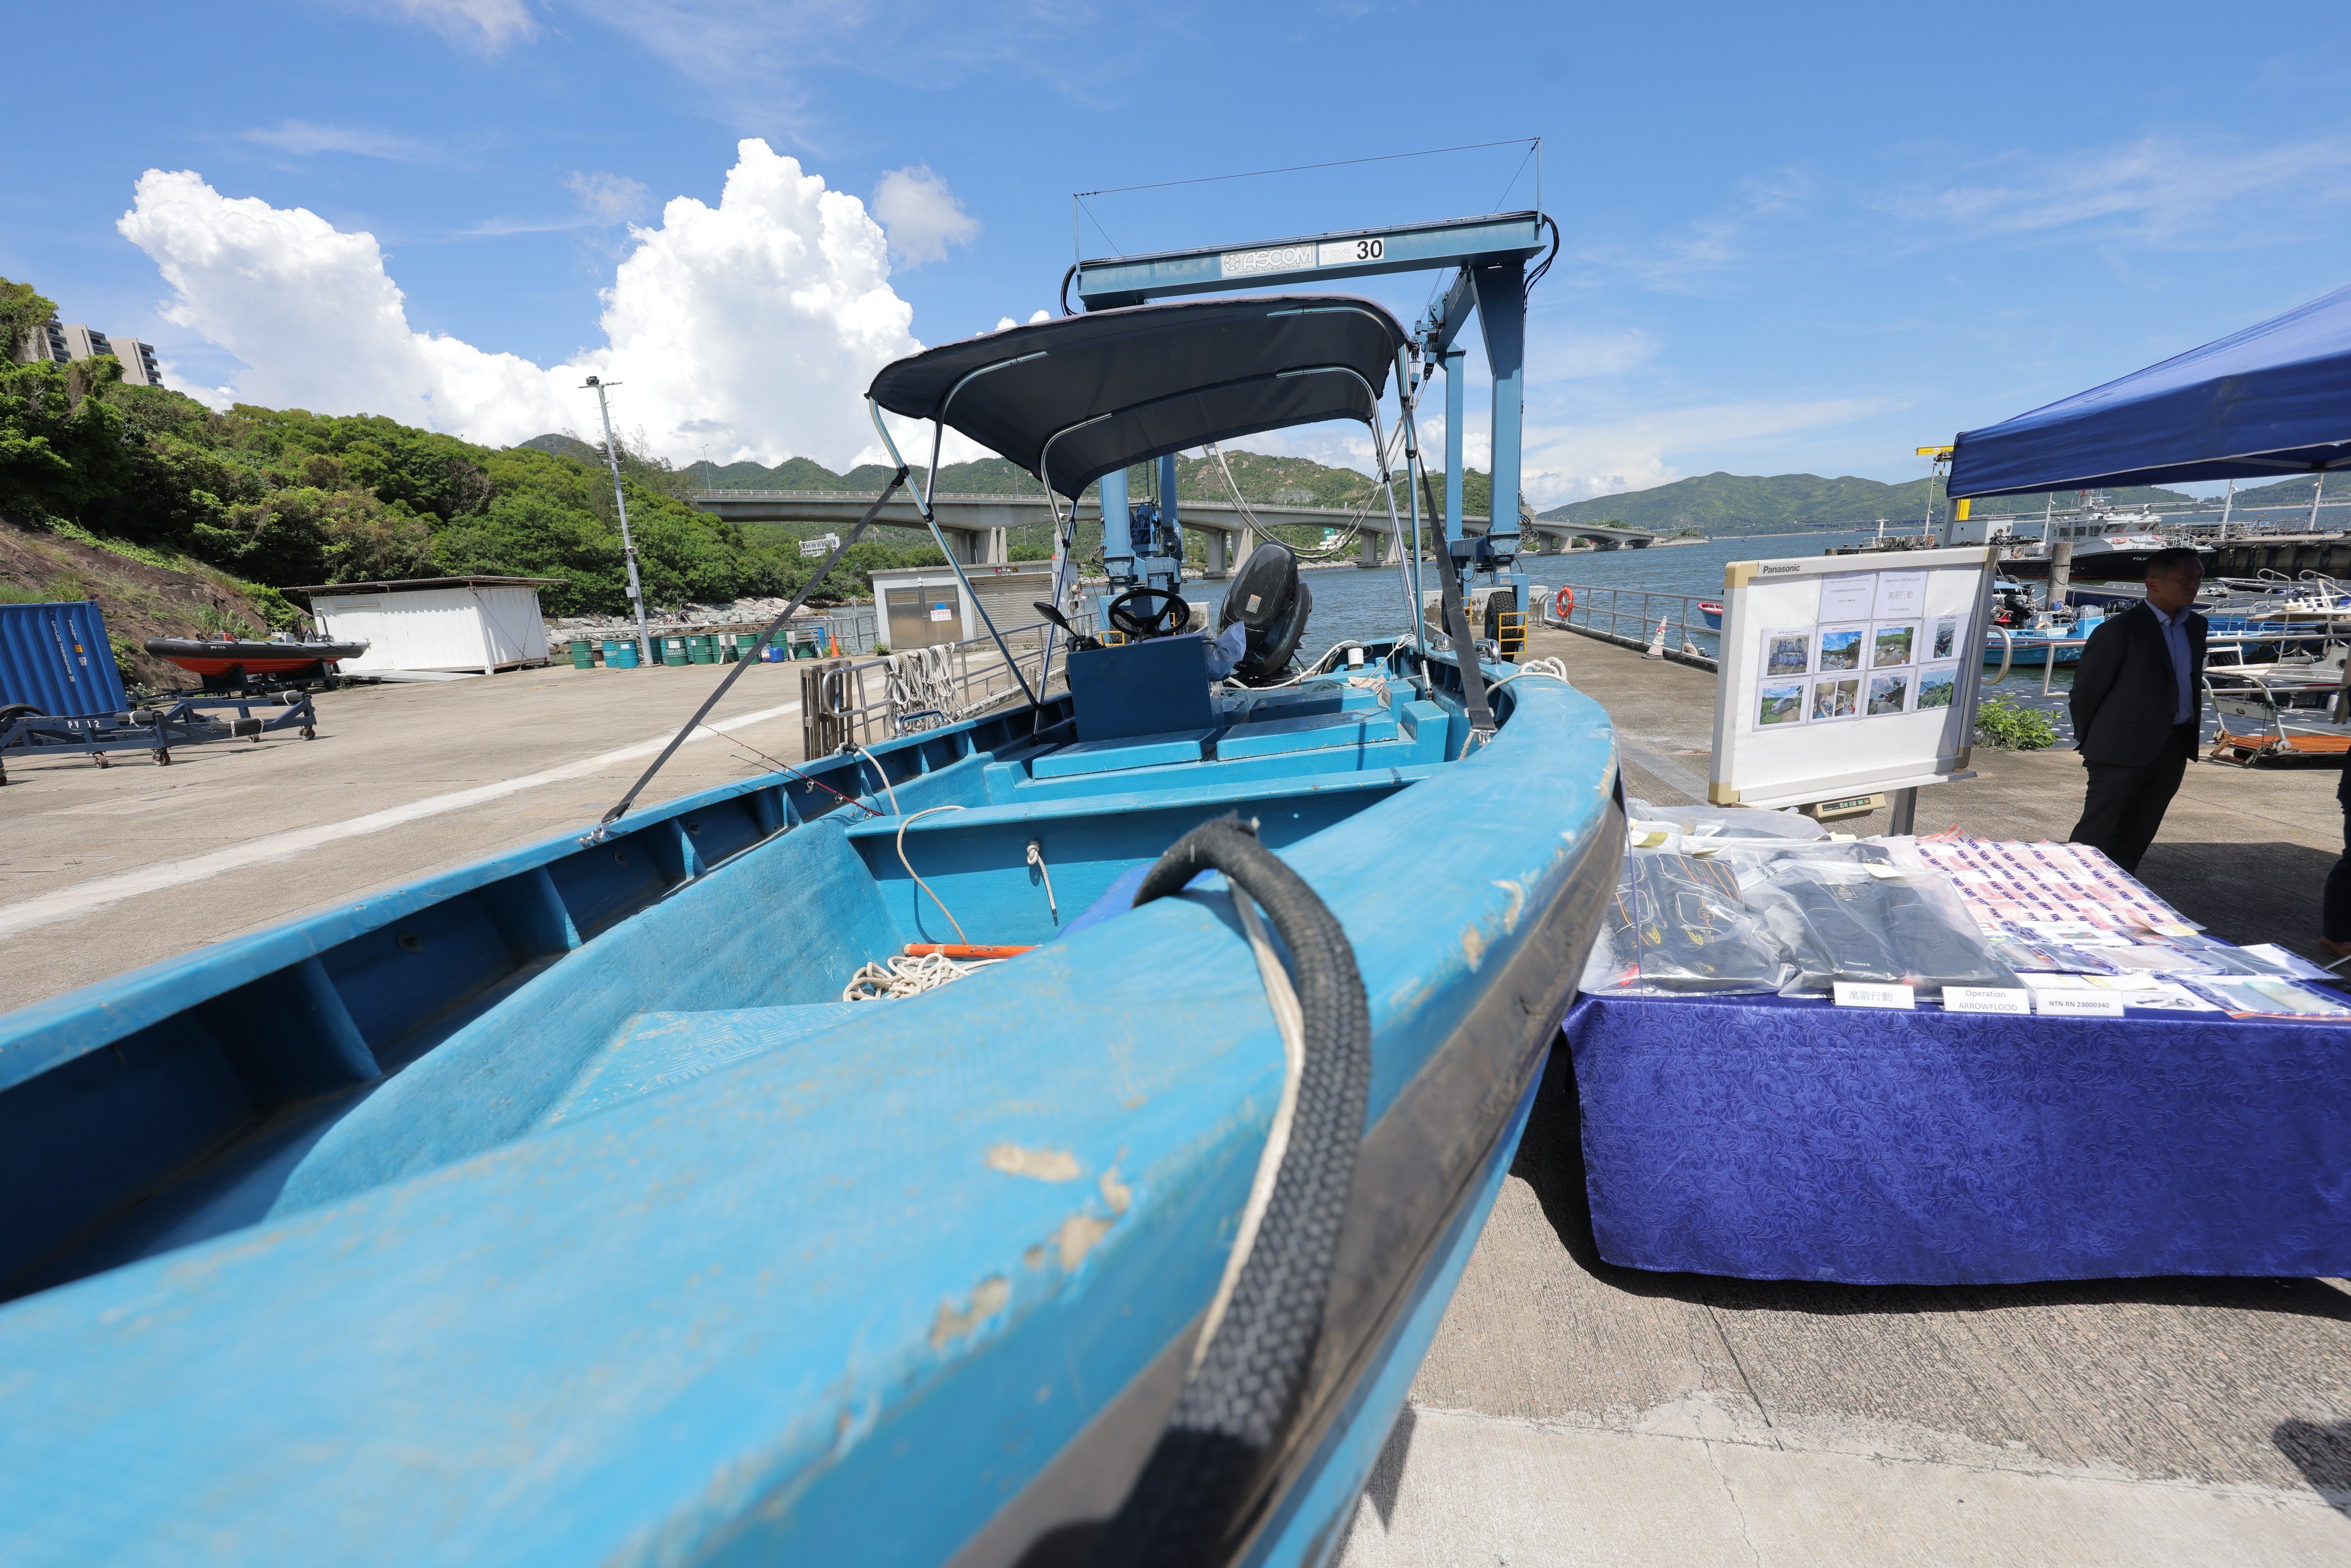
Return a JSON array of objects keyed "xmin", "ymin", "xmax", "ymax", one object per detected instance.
[{"xmin": 2148, "ymin": 601, "xmax": 2195, "ymax": 725}]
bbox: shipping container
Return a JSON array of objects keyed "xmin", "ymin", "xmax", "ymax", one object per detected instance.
[{"xmin": 0, "ymin": 601, "xmax": 127, "ymax": 717}]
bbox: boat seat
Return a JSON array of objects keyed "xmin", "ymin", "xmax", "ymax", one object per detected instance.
[
  {"xmin": 541, "ymin": 1003, "xmax": 867, "ymax": 1127},
  {"xmin": 1216, "ymin": 707, "xmax": 1402, "ymax": 760}
]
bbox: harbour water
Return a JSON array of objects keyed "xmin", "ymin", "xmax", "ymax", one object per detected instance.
[
  {"xmin": 1174, "ymin": 530, "xmax": 2092, "ymax": 742},
  {"xmin": 1182, "ymin": 529, "xmax": 1888, "ymax": 655}
]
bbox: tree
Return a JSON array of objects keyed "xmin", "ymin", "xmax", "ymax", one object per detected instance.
[{"xmin": 0, "ymin": 277, "xmax": 56, "ymax": 362}]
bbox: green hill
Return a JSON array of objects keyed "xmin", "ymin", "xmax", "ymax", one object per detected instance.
[
  {"xmin": 1537, "ymin": 472, "xmax": 2200, "ymax": 537},
  {"xmin": 2218, "ymin": 473, "xmax": 2349, "ymax": 519},
  {"xmin": 0, "ymin": 273, "xmax": 961, "ymax": 622}
]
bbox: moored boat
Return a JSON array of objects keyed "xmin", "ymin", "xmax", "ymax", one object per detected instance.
[{"xmin": 0, "ymin": 295, "xmax": 1620, "ymax": 1565}]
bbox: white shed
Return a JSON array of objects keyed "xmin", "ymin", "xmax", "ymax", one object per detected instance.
[
  {"xmin": 291, "ymin": 577, "xmax": 560, "ymax": 675},
  {"xmin": 868, "ymin": 562, "xmax": 1055, "ymax": 652}
]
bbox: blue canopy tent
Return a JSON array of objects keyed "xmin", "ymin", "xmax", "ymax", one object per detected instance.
[{"xmin": 1949, "ymin": 282, "xmax": 2351, "ymax": 498}]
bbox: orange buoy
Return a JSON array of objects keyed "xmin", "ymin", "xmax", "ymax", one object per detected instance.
[{"xmin": 1551, "ymin": 585, "xmax": 1574, "ymax": 619}]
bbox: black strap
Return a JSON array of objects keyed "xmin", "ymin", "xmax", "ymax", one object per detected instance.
[
  {"xmin": 585, "ymin": 468, "xmax": 907, "ymax": 842},
  {"xmin": 1418, "ymin": 463, "xmax": 1496, "ymax": 738}
]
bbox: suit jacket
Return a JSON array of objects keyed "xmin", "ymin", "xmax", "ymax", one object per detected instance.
[{"xmin": 2068, "ymin": 600, "xmax": 2206, "ymax": 767}]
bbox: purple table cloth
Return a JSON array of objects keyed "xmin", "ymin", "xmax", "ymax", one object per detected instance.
[{"xmin": 1564, "ymin": 992, "xmax": 2351, "ymax": 1283}]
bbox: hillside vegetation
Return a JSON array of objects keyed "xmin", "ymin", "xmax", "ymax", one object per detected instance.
[
  {"xmin": 0, "ymin": 277, "xmax": 962, "ymax": 630},
  {"xmin": 1537, "ymin": 471, "xmax": 2197, "ymax": 535}
]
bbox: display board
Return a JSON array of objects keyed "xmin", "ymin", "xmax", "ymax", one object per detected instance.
[{"xmin": 1708, "ymin": 546, "xmax": 1995, "ymax": 809}]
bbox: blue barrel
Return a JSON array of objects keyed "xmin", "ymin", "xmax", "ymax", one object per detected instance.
[
  {"xmin": 0, "ymin": 601, "xmax": 127, "ymax": 716},
  {"xmin": 603, "ymin": 638, "xmax": 641, "ymax": 669}
]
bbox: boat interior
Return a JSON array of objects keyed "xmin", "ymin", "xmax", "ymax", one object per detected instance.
[{"xmin": 0, "ymin": 645, "xmax": 1517, "ymax": 1302}]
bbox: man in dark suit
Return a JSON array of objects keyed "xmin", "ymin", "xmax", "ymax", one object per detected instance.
[{"xmin": 2067, "ymin": 547, "xmax": 2206, "ymax": 874}]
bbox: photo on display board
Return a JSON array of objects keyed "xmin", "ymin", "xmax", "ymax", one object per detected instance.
[
  {"xmin": 1872, "ymin": 622, "xmax": 1917, "ymax": 667},
  {"xmin": 1757, "ymin": 679, "xmax": 1807, "ymax": 728},
  {"xmin": 1763, "ymin": 628, "xmax": 1813, "ymax": 677},
  {"xmin": 1915, "ymin": 663, "xmax": 1960, "ymax": 710},
  {"xmin": 1867, "ymin": 671, "xmax": 1911, "ymax": 715},
  {"xmin": 1931, "ymin": 616, "xmax": 1963, "ymax": 661},
  {"xmin": 1817, "ymin": 625, "xmax": 1866, "ymax": 672},
  {"xmin": 1810, "ymin": 676, "xmax": 1861, "ymax": 720}
]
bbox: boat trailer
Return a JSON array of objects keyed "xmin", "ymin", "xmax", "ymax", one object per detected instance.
[{"xmin": 0, "ymin": 692, "xmax": 319, "ymax": 785}]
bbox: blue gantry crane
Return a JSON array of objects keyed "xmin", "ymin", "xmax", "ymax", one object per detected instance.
[{"xmin": 1072, "ymin": 202, "xmax": 1555, "ymax": 639}]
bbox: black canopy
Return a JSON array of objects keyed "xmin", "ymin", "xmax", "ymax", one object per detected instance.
[{"xmin": 867, "ymin": 296, "xmax": 1409, "ymax": 499}]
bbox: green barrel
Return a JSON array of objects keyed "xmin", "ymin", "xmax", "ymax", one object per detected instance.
[
  {"xmin": 568, "ymin": 639, "xmax": 595, "ymax": 669},
  {"xmin": 734, "ymin": 632, "xmax": 758, "ymax": 662},
  {"xmin": 603, "ymin": 638, "xmax": 641, "ymax": 669},
  {"xmin": 686, "ymin": 635, "xmax": 716, "ymax": 664},
  {"xmin": 661, "ymin": 635, "xmax": 690, "ymax": 667}
]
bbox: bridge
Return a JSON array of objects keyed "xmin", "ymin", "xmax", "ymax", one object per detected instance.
[{"xmin": 688, "ymin": 490, "xmax": 1652, "ymax": 570}]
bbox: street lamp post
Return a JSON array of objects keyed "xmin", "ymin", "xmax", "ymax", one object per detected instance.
[{"xmin": 584, "ymin": 375, "xmax": 654, "ymax": 667}]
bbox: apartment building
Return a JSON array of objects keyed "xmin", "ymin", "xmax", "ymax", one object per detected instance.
[{"xmin": 14, "ymin": 318, "xmax": 164, "ymax": 386}]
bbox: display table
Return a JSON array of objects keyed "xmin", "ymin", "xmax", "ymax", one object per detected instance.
[{"xmin": 1564, "ymin": 991, "xmax": 2351, "ymax": 1284}]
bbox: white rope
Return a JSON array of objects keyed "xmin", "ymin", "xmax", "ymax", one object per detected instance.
[
  {"xmin": 1192, "ymin": 883, "xmax": 1305, "ymax": 1372},
  {"xmin": 1485, "ymin": 655, "xmax": 1569, "ymax": 695},
  {"xmin": 1205, "ymin": 429, "xmax": 1405, "ymax": 562},
  {"xmin": 841, "ymin": 949, "xmax": 1003, "ymax": 1002},
  {"xmin": 883, "ymin": 646, "xmax": 959, "ymax": 732},
  {"xmin": 896, "ymin": 804, "xmax": 969, "ymax": 943},
  {"xmin": 1026, "ymin": 839, "xmax": 1058, "ymax": 922},
  {"xmin": 846, "ymin": 745, "xmax": 901, "ymax": 814}
]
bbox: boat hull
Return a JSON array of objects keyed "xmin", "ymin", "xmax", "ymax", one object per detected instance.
[{"xmin": 0, "ymin": 651, "xmax": 1620, "ymax": 1566}]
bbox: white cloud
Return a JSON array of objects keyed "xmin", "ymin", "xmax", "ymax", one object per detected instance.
[
  {"xmin": 564, "ymin": 170, "xmax": 650, "ymax": 224},
  {"xmin": 1880, "ymin": 131, "xmax": 2351, "ymax": 249},
  {"xmin": 118, "ymin": 139, "xmax": 934, "ymax": 469},
  {"xmin": 238, "ymin": 120, "xmax": 429, "ymax": 160},
  {"xmin": 359, "ymin": 0, "xmax": 537, "ymax": 49},
  {"xmin": 1528, "ymin": 326, "xmax": 1659, "ymax": 380},
  {"xmin": 872, "ymin": 165, "xmax": 980, "ymax": 267},
  {"xmin": 1576, "ymin": 173, "xmax": 1810, "ymax": 294}
]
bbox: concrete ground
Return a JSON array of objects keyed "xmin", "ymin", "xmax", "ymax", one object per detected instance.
[
  {"xmin": 0, "ymin": 659, "xmax": 831, "ymax": 1012},
  {"xmin": 5, "ymin": 630, "xmax": 2348, "ymax": 1564},
  {"xmin": 1336, "ymin": 623, "xmax": 2351, "ymax": 1566}
]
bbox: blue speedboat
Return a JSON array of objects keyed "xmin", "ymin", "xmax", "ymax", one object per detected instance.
[{"xmin": 0, "ymin": 297, "xmax": 1619, "ymax": 1565}]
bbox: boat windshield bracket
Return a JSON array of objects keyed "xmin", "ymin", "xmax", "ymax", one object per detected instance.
[
  {"xmin": 871, "ymin": 399, "xmax": 1042, "ymax": 713},
  {"xmin": 580, "ymin": 465, "xmax": 910, "ymax": 847}
]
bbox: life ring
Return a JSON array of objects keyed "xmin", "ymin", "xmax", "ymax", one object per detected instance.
[{"xmin": 1551, "ymin": 585, "xmax": 1574, "ymax": 620}]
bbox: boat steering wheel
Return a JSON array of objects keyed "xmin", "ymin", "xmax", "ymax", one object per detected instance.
[{"xmin": 1105, "ymin": 587, "xmax": 1190, "ymax": 640}]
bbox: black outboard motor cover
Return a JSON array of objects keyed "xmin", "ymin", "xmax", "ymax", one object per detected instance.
[
  {"xmin": 1220, "ymin": 543, "xmax": 1300, "ymax": 634},
  {"xmin": 1217, "ymin": 543, "xmax": 1312, "ymax": 685}
]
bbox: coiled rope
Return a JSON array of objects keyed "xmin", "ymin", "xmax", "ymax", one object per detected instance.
[
  {"xmin": 883, "ymin": 646, "xmax": 959, "ymax": 732},
  {"xmin": 1088, "ymin": 816, "xmax": 1370, "ymax": 1567},
  {"xmin": 842, "ymin": 949, "xmax": 1002, "ymax": 1001}
]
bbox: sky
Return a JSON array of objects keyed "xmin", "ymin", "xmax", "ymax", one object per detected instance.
[{"xmin": 9, "ymin": 1, "xmax": 2351, "ymax": 506}]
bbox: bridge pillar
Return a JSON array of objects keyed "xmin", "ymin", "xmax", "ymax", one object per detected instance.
[
  {"xmin": 1360, "ymin": 529, "xmax": 1382, "ymax": 568},
  {"xmin": 1204, "ymin": 529, "xmax": 1228, "ymax": 576},
  {"xmin": 986, "ymin": 527, "xmax": 1008, "ymax": 565}
]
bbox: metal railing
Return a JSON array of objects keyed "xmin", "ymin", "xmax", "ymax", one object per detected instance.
[
  {"xmin": 1541, "ymin": 583, "xmax": 1720, "ymax": 668},
  {"xmin": 1985, "ymin": 625, "xmax": 2344, "ymax": 698},
  {"xmin": 800, "ymin": 614, "xmax": 1096, "ymax": 755}
]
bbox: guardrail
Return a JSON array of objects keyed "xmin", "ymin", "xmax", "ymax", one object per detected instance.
[
  {"xmin": 1541, "ymin": 584, "xmax": 1720, "ymax": 670},
  {"xmin": 800, "ymin": 614, "xmax": 1096, "ymax": 755}
]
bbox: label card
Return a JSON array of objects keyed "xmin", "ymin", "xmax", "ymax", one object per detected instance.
[
  {"xmin": 1818, "ymin": 573, "xmax": 1876, "ymax": 623},
  {"xmin": 2034, "ymin": 991, "xmax": 2124, "ymax": 1018},
  {"xmin": 1873, "ymin": 571, "xmax": 1927, "ymax": 619},
  {"xmin": 1944, "ymin": 986, "xmax": 2031, "ymax": 1015},
  {"xmin": 1833, "ymin": 981, "xmax": 1916, "ymax": 1010}
]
